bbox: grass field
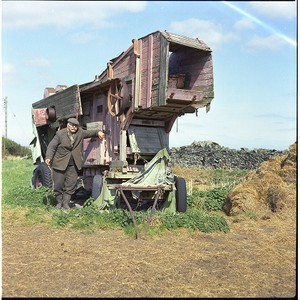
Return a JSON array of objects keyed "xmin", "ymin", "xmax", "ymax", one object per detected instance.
[
  {"xmin": 2, "ymin": 158, "xmax": 34, "ymax": 197},
  {"xmin": 2, "ymin": 158, "xmax": 249, "ymax": 235},
  {"xmin": 2, "ymin": 158, "xmax": 296, "ymax": 298}
]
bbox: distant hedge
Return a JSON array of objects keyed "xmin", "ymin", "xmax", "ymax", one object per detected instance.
[{"xmin": 2, "ymin": 137, "xmax": 31, "ymax": 158}]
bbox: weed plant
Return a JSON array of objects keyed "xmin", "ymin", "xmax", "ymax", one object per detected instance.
[
  {"xmin": 188, "ymin": 186, "xmax": 231, "ymax": 211},
  {"xmin": 2, "ymin": 159, "xmax": 243, "ymax": 236}
]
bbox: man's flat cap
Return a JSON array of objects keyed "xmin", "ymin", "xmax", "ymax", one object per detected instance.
[{"xmin": 67, "ymin": 118, "xmax": 79, "ymax": 125}]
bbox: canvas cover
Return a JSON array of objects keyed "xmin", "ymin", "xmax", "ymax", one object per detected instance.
[{"xmin": 92, "ymin": 148, "xmax": 176, "ymax": 212}]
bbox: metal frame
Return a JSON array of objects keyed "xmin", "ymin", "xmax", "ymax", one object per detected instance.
[{"xmin": 117, "ymin": 185, "xmax": 163, "ymax": 239}]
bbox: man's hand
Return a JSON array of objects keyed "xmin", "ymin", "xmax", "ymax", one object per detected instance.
[
  {"xmin": 45, "ymin": 159, "xmax": 51, "ymax": 166},
  {"xmin": 98, "ymin": 131, "xmax": 105, "ymax": 139}
]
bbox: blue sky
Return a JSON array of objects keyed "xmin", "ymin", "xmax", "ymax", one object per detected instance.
[{"xmin": 1, "ymin": 1, "xmax": 297, "ymax": 150}]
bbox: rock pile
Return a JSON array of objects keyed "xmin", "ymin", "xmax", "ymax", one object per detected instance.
[{"xmin": 170, "ymin": 141, "xmax": 286, "ymax": 170}]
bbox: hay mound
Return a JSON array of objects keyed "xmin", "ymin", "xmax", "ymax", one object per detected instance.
[{"xmin": 223, "ymin": 142, "xmax": 297, "ymax": 218}]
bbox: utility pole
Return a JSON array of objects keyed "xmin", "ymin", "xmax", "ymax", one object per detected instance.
[
  {"xmin": 4, "ymin": 96, "xmax": 7, "ymax": 138},
  {"xmin": 3, "ymin": 97, "xmax": 7, "ymax": 158}
]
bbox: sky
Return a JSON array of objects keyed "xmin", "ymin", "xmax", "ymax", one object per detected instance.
[{"xmin": 1, "ymin": 1, "xmax": 297, "ymax": 151}]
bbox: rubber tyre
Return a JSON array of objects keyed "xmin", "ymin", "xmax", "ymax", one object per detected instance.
[
  {"xmin": 91, "ymin": 174, "xmax": 103, "ymax": 200},
  {"xmin": 175, "ymin": 176, "xmax": 187, "ymax": 212},
  {"xmin": 32, "ymin": 163, "xmax": 53, "ymax": 189}
]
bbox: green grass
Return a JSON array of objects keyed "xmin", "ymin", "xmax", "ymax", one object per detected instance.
[
  {"xmin": 2, "ymin": 158, "xmax": 239, "ymax": 236},
  {"xmin": 210, "ymin": 169, "xmax": 249, "ymax": 189},
  {"xmin": 173, "ymin": 165, "xmax": 248, "ymax": 192},
  {"xmin": 2, "ymin": 159, "xmax": 34, "ymax": 198},
  {"xmin": 188, "ymin": 186, "xmax": 232, "ymax": 211}
]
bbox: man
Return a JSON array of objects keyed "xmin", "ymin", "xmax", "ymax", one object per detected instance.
[{"xmin": 45, "ymin": 118, "xmax": 105, "ymax": 209}]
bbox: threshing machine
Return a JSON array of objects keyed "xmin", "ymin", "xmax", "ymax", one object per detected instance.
[{"xmin": 30, "ymin": 30, "xmax": 214, "ymax": 214}]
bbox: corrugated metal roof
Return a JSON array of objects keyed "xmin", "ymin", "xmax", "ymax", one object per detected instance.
[{"xmin": 159, "ymin": 30, "xmax": 212, "ymax": 51}]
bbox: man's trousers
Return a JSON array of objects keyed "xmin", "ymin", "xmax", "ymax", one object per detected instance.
[{"xmin": 52, "ymin": 164, "xmax": 78, "ymax": 199}]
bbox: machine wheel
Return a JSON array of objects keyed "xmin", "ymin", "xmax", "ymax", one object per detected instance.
[
  {"xmin": 108, "ymin": 79, "xmax": 122, "ymax": 116},
  {"xmin": 107, "ymin": 78, "xmax": 131, "ymax": 116},
  {"xmin": 31, "ymin": 163, "xmax": 53, "ymax": 189},
  {"xmin": 175, "ymin": 176, "xmax": 187, "ymax": 212},
  {"xmin": 91, "ymin": 174, "xmax": 103, "ymax": 200}
]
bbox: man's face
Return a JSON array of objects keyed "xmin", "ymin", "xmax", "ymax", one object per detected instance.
[{"xmin": 67, "ymin": 122, "xmax": 78, "ymax": 133}]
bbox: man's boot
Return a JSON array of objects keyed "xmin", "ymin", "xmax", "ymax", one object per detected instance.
[
  {"xmin": 62, "ymin": 194, "xmax": 71, "ymax": 210},
  {"xmin": 55, "ymin": 194, "xmax": 63, "ymax": 209}
]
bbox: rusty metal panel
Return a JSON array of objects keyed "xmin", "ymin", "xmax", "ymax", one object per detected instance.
[
  {"xmin": 33, "ymin": 108, "xmax": 48, "ymax": 126},
  {"xmin": 32, "ymin": 85, "xmax": 82, "ymax": 121}
]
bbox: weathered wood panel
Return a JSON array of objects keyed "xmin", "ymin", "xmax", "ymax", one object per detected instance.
[
  {"xmin": 32, "ymin": 85, "xmax": 82, "ymax": 121},
  {"xmin": 157, "ymin": 34, "xmax": 168, "ymax": 107},
  {"xmin": 128, "ymin": 125, "xmax": 168, "ymax": 154},
  {"xmin": 83, "ymin": 138, "xmax": 108, "ymax": 166},
  {"xmin": 81, "ymin": 30, "xmax": 214, "ymax": 129},
  {"xmin": 113, "ymin": 54, "xmax": 134, "ymax": 79},
  {"xmin": 161, "ymin": 31, "xmax": 211, "ymax": 52},
  {"xmin": 167, "ymin": 88, "xmax": 206, "ymax": 102},
  {"xmin": 169, "ymin": 53, "xmax": 213, "ymax": 101},
  {"xmin": 150, "ymin": 37, "xmax": 162, "ymax": 107},
  {"xmin": 140, "ymin": 36, "xmax": 149, "ymax": 108}
]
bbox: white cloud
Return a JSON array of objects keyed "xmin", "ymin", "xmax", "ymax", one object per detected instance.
[
  {"xmin": 248, "ymin": 1, "xmax": 296, "ymax": 19},
  {"xmin": 2, "ymin": 63, "xmax": 15, "ymax": 75},
  {"xmin": 245, "ymin": 34, "xmax": 286, "ymax": 52},
  {"xmin": 2, "ymin": 1, "xmax": 147, "ymax": 30},
  {"xmin": 69, "ymin": 31, "xmax": 96, "ymax": 44},
  {"xmin": 27, "ymin": 57, "xmax": 50, "ymax": 68},
  {"xmin": 2, "ymin": 63, "xmax": 19, "ymax": 86},
  {"xmin": 170, "ymin": 18, "xmax": 238, "ymax": 49},
  {"xmin": 234, "ymin": 17, "xmax": 255, "ymax": 31}
]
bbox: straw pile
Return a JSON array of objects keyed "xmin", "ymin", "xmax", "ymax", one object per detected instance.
[{"xmin": 223, "ymin": 142, "xmax": 297, "ymax": 218}]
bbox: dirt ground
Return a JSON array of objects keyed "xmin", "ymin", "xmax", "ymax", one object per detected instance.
[{"xmin": 2, "ymin": 210, "xmax": 297, "ymax": 298}]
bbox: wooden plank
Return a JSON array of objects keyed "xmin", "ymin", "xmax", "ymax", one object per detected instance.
[
  {"xmin": 113, "ymin": 56, "xmax": 133, "ymax": 78},
  {"xmin": 32, "ymin": 85, "xmax": 82, "ymax": 121},
  {"xmin": 158, "ymin": 33, "xmax": 168, "ymax": 107},
  {"xmin": 130, "ymin": 119, "xmax": 165, "ymax": 127},
  {"xmin": 161, "ymin": 30, "xmax": 212, "ymax": 51},
  {"xmin": 146, "ymin": 35, "xmax": 153, "ymax": 107},
  {"xmin": 167, "ymin": 88, "xmax": 205, "ymax": 102}
]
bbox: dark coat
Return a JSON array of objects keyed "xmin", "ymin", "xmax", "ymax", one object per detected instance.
[{"xmin": 46, "ymin": 127, "xmax": 99, "ymax": 171}]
